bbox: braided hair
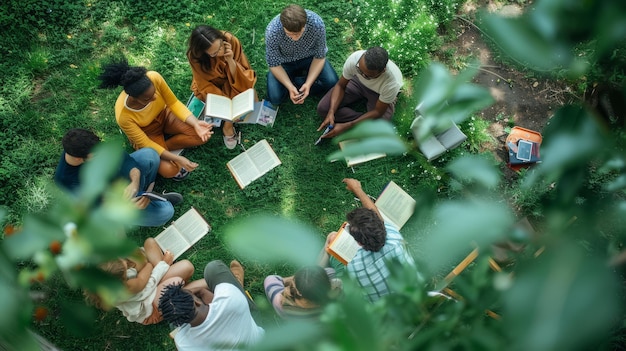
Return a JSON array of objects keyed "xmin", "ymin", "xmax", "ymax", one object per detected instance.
[
  {"xmin": 158, "ymin": 282, "xmax": 196, "ymax": 327},
  {"xmin": 98, "ymin": 57, "xmax": 151, "ymax": 98}
]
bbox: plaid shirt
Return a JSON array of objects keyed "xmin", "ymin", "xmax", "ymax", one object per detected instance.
[{"xmin": 346, "ymin": 222, "xmax": 415, "ymax": 302}]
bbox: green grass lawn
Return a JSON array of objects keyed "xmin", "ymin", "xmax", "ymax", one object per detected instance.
[{"xmin": 0, "ymin": 0, "xmax": 480, "ymax": 349}]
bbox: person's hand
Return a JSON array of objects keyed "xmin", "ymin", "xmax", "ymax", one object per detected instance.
[
  {"xmin": 142, "ymin": 303, "xmax": 162, "ymax": 325},
  {"xmin": 222, "ymin": 41, "xmax": 234, "ymax": 61},
  {"xmin": 177, "ymin": 156, "xmax": 199, "ymax": 172},
  {"xmin": 283, "ymin": 275, "xmax": 295, "ymax": 288},
  {"xmin": 323, "ymin": 122, "xmax": 350, "ymax": 138},
  {"xmin": 194, "ymin": 121, "xmax": 214, "ymax": 142},
  {"xmin": 325, "ymin": 231, "xmax": 338, "ymax": 250},
  {"xmin": 123, "ymin": 182, "xmax": 139, "ymax": 200},
  {"xmin": 123, "ymin": 168, "xmax": 141, "ymax": 199},
  {"xmin": 296, "ymin": 83, "xmax": 311, "ymax": 104},
  {"xmin": 343, "ymin": 178, "xmax": 362, "ymax": 194},
  {"xmin": 132, "ymin": 195, "xmax": 151, "ymax": 210},
  {"xmin": 196, "ymin": 288, "xmax": 214, "ymax": 304},
  {"xmin": 288, "ymin": 86, "xmax": 305, "ymax": 104},
  {"xmin": 162, "ymin": 250, "xmax": 174, "ymax": 265},
  {"xmin": 317, "ymin": 114, "xmax": 335, "ymax": 132}
]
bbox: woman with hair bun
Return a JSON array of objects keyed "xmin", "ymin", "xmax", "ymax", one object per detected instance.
[
  {"xmin": 187, "ymin": 25, "xmax": 257, "ymax": 149},
  {"xmin": 98, "ymin": 59, "xmax": 213, "ymax": 180}
]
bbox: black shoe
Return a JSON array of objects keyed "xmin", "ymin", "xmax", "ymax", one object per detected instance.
[
  {"xmin": 172, "ymin": 168, "xmax": 189, "ymax": 181},
  {"xmin": 160, "ymin": 191, "xmax": 183, "ymax": 206}
]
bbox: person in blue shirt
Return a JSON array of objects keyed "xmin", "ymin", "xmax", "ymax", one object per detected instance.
[
  {"xmin": 265, "ymin": 4, "xmax": 338, "ymax": 105},
  {"xmin": 54, "ymin": 128, "xmax": 181, "ymax": 227}
]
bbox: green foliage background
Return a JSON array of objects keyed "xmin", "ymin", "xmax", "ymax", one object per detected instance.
[{"xmin": 0, "ymin": 0, "xmax": 625, "ymax": 350}]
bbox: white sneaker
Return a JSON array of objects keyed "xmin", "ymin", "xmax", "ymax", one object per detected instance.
[{"xmin": 223, "ymin": 130, "xmax": 239, "ymax": 149}]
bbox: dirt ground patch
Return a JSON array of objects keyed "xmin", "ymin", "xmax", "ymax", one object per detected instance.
[{"xmin": 444, "ymin": 2, "xmax": 576, "ymax": 180}]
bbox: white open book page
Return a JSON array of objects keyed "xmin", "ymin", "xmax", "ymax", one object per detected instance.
[
  {"xmin": 339, "ymin": 140, "xmax": 386, "ymax": 167},
  {"xmin": 227, "ymin": 139, "xmax": 281, "ymax": 189},
  {"xmin": 154, "ymin": 208, "xmax": 210, "ymax": 260},
  {"xmin": 375, "ymin": 181, "xmax": 416, "ymax": 229},
  {"xmin": 248, "ymin": 139, "xmax": 281, "ymax": 175},
  {"xmin": 154, "ymin": 226, "xmax": 191, "ymax": 260},
  {"xmin": 231, "ymin": 89, "xmax": 255, "ymax": 120},
  {"xmin": 174, "ymin": 208, "xmax": 210, "ymax": 246},
  {"xmin": 205, "ymin": 94, "xmax": 233, "ymax": 120},
  {"xmin": 228, "ymin": 152, "xmax": 257, "ymax": 189},
  {"xmin": 327, "ymin": 224, "xmax": 360, "ymax": 265}
]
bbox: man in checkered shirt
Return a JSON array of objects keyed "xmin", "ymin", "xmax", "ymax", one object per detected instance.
[
  {"xmin": 265, "ymin": 4, "xmax": 338, "ymax": 105},
  {"xmin": 320, "ymin": 178, "xmax": 416, "ymax": 302}
]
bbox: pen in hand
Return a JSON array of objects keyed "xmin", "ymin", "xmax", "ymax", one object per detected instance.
[{"xmin": 314, "ymin": 125, "xmax": 334, "ymax": 145}]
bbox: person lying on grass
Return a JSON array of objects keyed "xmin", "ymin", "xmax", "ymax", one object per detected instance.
[
  {"xmin": 98, "ymin": 58, "xmax": 213, "ymax": 180},
  {"xmin": 84, "ymin": 238, "xmax": 206, "ymax": 325}
]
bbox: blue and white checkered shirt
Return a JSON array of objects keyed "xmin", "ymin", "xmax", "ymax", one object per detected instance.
[
  {"xmin": 265, "ymin": 9, "xmax": 328, "ymax": 67},
  {"xmin": 346, "ymin": 222, "xmax": 415, "ymax": 302}
]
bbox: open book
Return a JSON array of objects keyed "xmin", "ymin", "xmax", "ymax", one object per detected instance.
[
  {"xmin": 375, "ymin": 181, "xmax": 416, "ymax": 229},
  {"xmin": 237, "ymin": 100, "xmax": 279, "ymax": 127},
  {"xmin": 326, "ymin": 222, "xmax": 360, "ymax": 265},
  {"xmin": 338, "ymin": 140, "xmax": 386, "ymax": 167},
  {"xmin": 154, "ymin": 207, "xmax": 211, "ymax": 260},
  {"xmin": 205, "ymin": 88, "xmax": 254, "ymax": 122},
  {"xmin": 327, "ymin": 182, "xmax": 416, "ymax": 265},
  {"xmin": 227, "ymin": 139, "xmax": 282, "ymax": 189}
]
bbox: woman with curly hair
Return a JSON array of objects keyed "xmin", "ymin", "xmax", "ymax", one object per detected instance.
[
  {"xmin": 187, "ymin": 25, "xmax": 257, "ymax": 149},
  {"xmin": 98, "ymin": 58, "xmax": 213, "ymax": 180}
]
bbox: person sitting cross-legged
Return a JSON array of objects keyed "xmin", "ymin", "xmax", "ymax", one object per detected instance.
[
  {"xmin": 98, "ymin": 58, "xmax": 213, "ymax": 180},
  {"xmin": 316, "ymin": 46, "xmax": 403, "ymax": 139},
  {"xmin": 187, "ymin": 25, "xmax": 257, "ymax": 149},
  {"xmin": 84, "ymin": 238, "xmax": 205, "ymax": 325},
  {"xmin": 158, "ymin": 260, "xmax": 264, "ymax": 351},
  {"xmin": 54, "ymin": 128, "xmax": 181, "ymax": 227},
  {"xmin": 265, "ymin": 4, "xmax": 338, "ymax": 105}
]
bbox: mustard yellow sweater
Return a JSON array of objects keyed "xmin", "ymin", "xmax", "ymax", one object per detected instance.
[{"xmin": 115, "ymin": 71, "xmax": 191, "ymax": 155}]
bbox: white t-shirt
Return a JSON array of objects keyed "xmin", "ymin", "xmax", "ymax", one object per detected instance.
[
  {"xmin": 174, "ymin": 283, "xmax": 264, "ymax": 351},
  {"xmin": 342, "ymin": 50, "xmax": 403, "ymax": 104}
]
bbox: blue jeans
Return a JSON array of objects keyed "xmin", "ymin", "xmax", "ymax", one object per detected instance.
[
  {"xmin": 266, "ymin": 56, "xmax": 338, "ymax": 105},
  {"xmin": 129, "ymin": 148, "xmax": 175, "ymax": 227}
]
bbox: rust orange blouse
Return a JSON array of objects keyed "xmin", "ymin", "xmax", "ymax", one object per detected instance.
[{"xmin": 188, "ymin": 32, "xmax": 257, "ymax": 101}]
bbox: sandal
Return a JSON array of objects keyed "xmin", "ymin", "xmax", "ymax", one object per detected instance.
[
  {"xmin": 223, "ymin": 129, "xmax": 239, "ymax": 149},
  {"xmin": 172, "ymin": 168, "xmax": 189, "ymax": 182}
]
